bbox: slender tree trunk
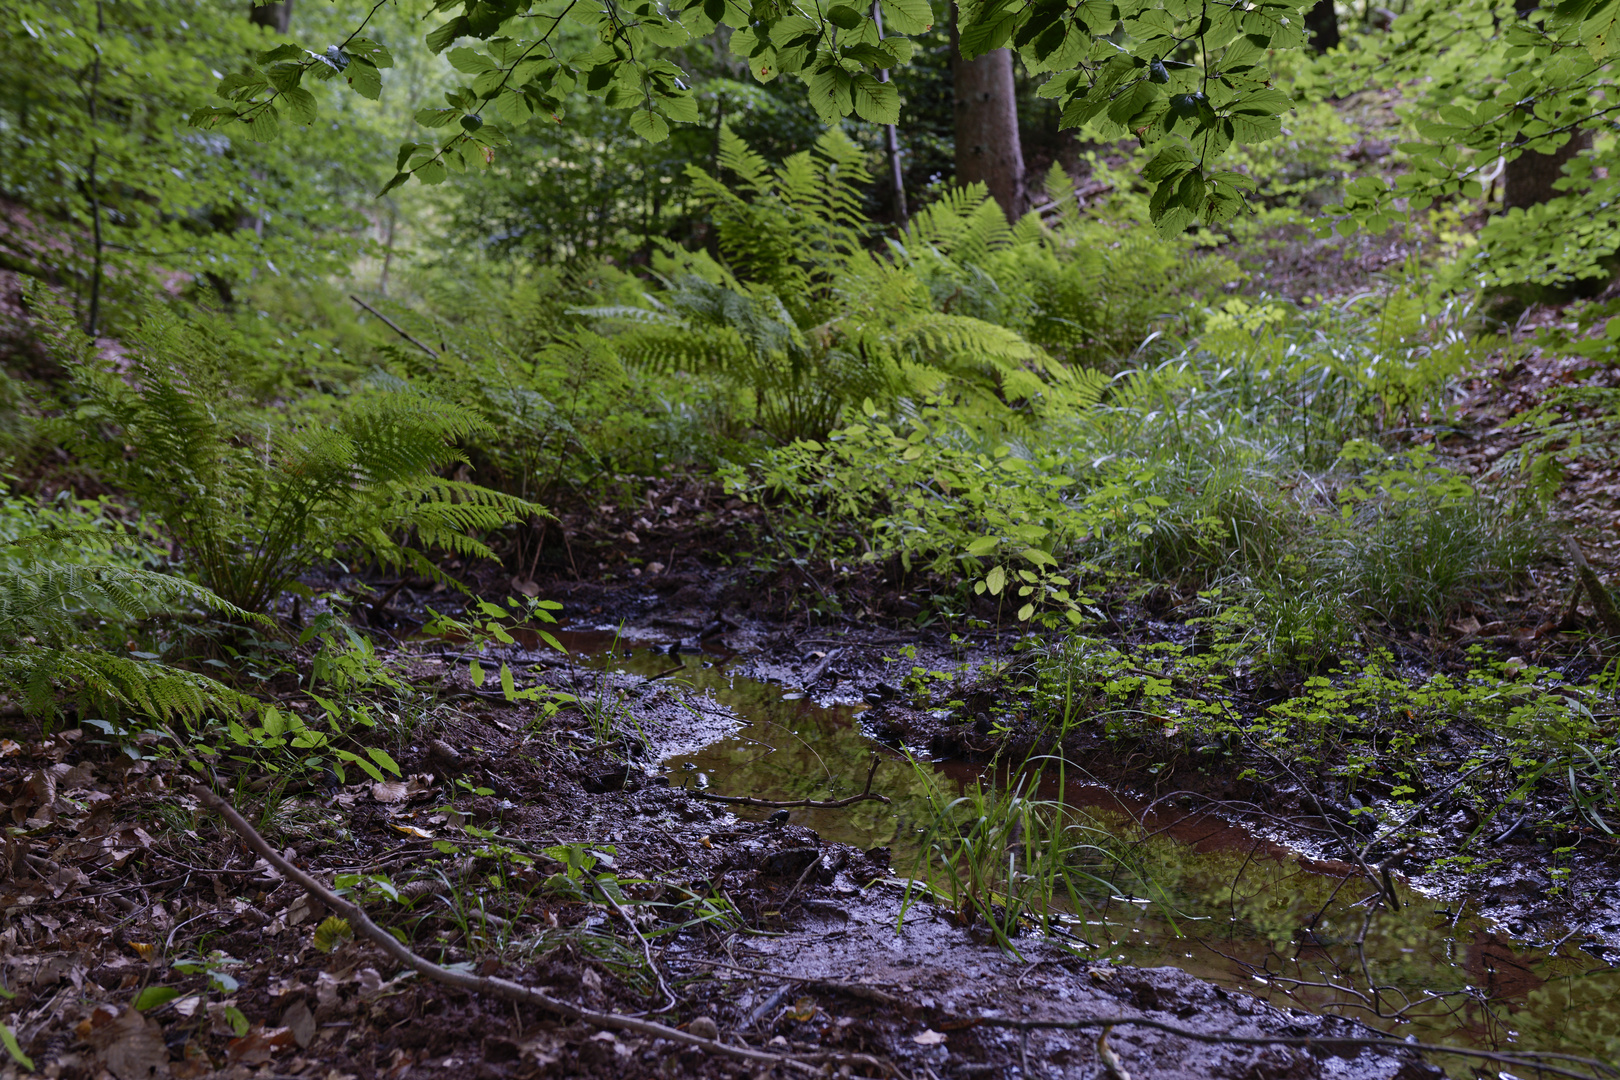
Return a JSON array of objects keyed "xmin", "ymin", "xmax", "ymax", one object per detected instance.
[
  {"xmin": 950, "ymin": 5, "xmax": 1023, "ymax": 220},
  {"xmin": 84, "ymin": 0, "xmax": 105, "ymax": 337},
  {"xmin": 249, "ymin": 0, "xmax": 293, "ymax": 33},
  {"xmin": 872, "ymin": 2, "xmax": 907, "ymax": 224},
  {"xmin": 1306, "ymin": 0, "xmax": 1340, "ymax": 52}
]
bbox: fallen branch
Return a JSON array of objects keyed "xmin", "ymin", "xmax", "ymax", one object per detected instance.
[
  {"xmin": 950, "ymin": 1015, "xmax": 1618, "ymax": 1080},
  {"xmin": 692, "ymin": 755, "xmax": 890, "ymax": 809},
  {"xmin": 1567, "ymin": 536, "xmax": 1620, "ymax": 638},
  {"xmin": 188, "ymin": 783, "xmax": 814, "ymax": 1072},
  {"xmin": 348, "ymin": 294, "xmax": 440, "ymax": 359}
]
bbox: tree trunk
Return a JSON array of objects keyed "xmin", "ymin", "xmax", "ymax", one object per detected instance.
[
  {"xmin": 1305, "ymin": 0, "xmax": 1340, "ymax": 52},
  {"xmin": 951, "ymin": 6, "xmax": 1024, "ymax": 220},
  {"xmin": 1500, "ymin": 0, "xmax": 1588, "ymax": 212},
  {"xmin": 1503, "ymin": 129, "xmax": 1591, "ymax": 211},
  {"xmin": 249, "ymin": 0, "xmax": 293, "ymax": 33}
]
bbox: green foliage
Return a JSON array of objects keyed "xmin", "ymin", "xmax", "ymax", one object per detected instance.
[
  {"xmin": 1309, "ymin": 0, "xmax": 1620, "ymax": 277},
  {"xmin": 582, "ymin": 128, "xmax": 1063, "ymax": 442},
  {"xmin": 900, "ymin": 754, "xmax": 1171, "ymax": 955},
  {"xmin": 0, "ymin": 524, "xmax": 257, "ymax": 726},
  {"xmin": 46, "ymin": 297, "xmax": 545, "ymax": 613},
  {"xmin": 895, "ymin": 163, "xmax": 1233, "ymax": 366},
  {"xmin": 730, "ymin": 281, "xmax": 1534, "ymax": 643},
  {"xmin": 378, "ymin": 263, "xmax": 741, "ymax": 505},
  {"xmin": 1031, "ymin": 635, "xmax": 1620, "ymax": 850},
  {"xmin": 200, "ymin": 0, "xmax": 1333, "ymax": 231},
  {"xmin": 1, "ymin": 0, "xmax": 377, "ymax": 326}
]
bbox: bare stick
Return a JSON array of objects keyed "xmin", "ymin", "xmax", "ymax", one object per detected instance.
[
  {"xmin": 691, "ymin": 754, "xmax": 889, "ymax": 809},
  {"xmin": 189, "ymin": 783, "xmax": 807, "ymax": 1071},
  {"xmin": 348, "ymin": 294, "xmax": 441, "ymax": 359},
  {"xmin": 955, "ymin": 1016, "xmax": 1617, "ymax": 1080},
  {"xmin": 1566, "ymin": 536, "xmax": 1620, "ymax": 638},
  {"xmin": 798, "ymin": 647, "xmax": 841, "ymax": 689}
]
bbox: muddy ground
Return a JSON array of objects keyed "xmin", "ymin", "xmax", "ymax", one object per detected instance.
[{"xmin": 2, "ymin": 590, "xmax": 1458, "ymax": 1080}]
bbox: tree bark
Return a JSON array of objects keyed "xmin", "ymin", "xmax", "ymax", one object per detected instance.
[
  {"xmin": 1305, "ymin": 0, "xmax": 1340, "ymax": 52},
  {"xmin": 951, "ymin": 6, "xmax": 1024, "ymax": 220},
  {"xmin": 249, "ymin": 0, "xmax": 293, "ymax": 33},
  {"xmin": 1503, "ymin": 129, "xmax": 1591, "ymax": 211}
]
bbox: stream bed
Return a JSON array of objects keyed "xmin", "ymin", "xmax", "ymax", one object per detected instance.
[{"xmin": 563, "ymin": 633, "xmax": 1620, "ymax": 1072}]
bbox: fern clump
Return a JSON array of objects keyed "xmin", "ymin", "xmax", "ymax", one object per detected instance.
[
  {"xmin": 577, "ymin": 128, "xmax": 1064, "ymax": 443},
  {"xmin": 894, "ymin": 163, "xmax": 1234, "ymax": 368},
  {"xmin": 0, "ymin": 530, "xmax": 257, "ymax": 725},
  {"xmin": 46, "ymin": 299, "xmax": 543, "ymax": 613}
]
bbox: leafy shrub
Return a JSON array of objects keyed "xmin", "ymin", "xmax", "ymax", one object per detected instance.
[{"xmin": 47, "ymin": 298, "xmax": 542, "ymax": 613}]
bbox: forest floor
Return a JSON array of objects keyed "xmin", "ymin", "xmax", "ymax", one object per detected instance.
[{"xmin": 6, "ymin": 235, "xmax": 1620, "ymax": 1078}]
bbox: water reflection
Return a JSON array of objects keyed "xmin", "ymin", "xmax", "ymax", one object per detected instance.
[{"xmin": 564, "ymin": 635, "xmax": 1620, "ymax": 1072}]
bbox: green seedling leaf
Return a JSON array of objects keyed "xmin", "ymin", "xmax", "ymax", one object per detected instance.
[
  {"xmin": 313, "ymin": 916, "xmax": 354, "ymax": 953},
  {"xmin": 224, "ymin": 1005, "xmax": 250, "ymax": 1037},
  {"xmin": 0, "ymin": 1022, "xmax": 32, "ymax": 1071},
  {"xmin": 132, "ymin": 986, "xmax": 182, "ymax": 1011},
  {"xmin": 367, "ymin": 747, "xmax": 401, "ymax": 776}
]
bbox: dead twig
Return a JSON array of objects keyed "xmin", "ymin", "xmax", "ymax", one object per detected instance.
[
  {"xmin": 692, "ymin": 755, "xmax": 890, "ymax": 809},
  {"xmin": 348, "ymin": 294, "xmax": 440, "ymax": 359},
  {"xmin": 798, "ymin": 647, "xmax": 841, "ymax": 689},
  {"xmin": 1566, "ymin": 536, "xmax": 1620, "ymax": 639},
  {"xmin": 950, "ymin": 1015, "xmax": 1617, "ymax": 1080},
  {"xmin": 189, "ymin": 783, "xmax": 817, "ymax": 1073}
]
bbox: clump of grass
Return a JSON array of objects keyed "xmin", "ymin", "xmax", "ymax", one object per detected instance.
[{"xmin": 899, "ymin": 754, "xmax": 1172, "ymax": 956}]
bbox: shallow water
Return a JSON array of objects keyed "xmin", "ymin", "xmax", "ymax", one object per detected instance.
[{"xmin": 563, "ymin": 634, "xmax": 1620, "ymax": 1074}]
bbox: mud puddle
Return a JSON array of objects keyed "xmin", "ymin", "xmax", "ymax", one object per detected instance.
[{"xmin": 545, "ymin": 628, "xmax": 1620, "ymax": 1072}]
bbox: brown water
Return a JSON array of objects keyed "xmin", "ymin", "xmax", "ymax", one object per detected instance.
[{"xmin": 563, "ymin": 635, "xmax": 1620, "ymax": 1075}]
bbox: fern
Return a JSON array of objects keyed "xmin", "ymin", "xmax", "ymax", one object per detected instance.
[
  {"xmin": 892, "ymin": 163, "xmax": 1230, "ymax": 367},
  {"xmin": 0, "ymin": 541, "xmax": 258, "ymax": 725},
  {"xmin": 46, "ymin": 298, "xmax": 544, "ymax": 613},
  {"xmin": 578, "ymin": 127, "xmax": 1070, "ymax": 442}
]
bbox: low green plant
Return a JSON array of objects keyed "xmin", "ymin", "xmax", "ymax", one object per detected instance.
[
  {"xmin": 900, "ymin": 755, "xmax": 1170, "ymax": 956},
  {"xmin": 0, "ymin": 529, "xmax": 258, "ymax": 728},
  {"xmin": 48, "ymin": 297, "xmax": 544, "ymax": 614}
]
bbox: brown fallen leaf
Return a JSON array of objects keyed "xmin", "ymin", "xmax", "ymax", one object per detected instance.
[
  {"xmin": 370, "ymin": 780, "xmax": 409, "ymax": 803},
  {"xmin": 280, "ymin": 999, "xmax": 316, "ymax": 1049},
  {"xmin": 225, "ymin": 1025, "xmax": 296, "ymax": 1065},
  {"xmin": 83, "ymin": 1004, "xmax": 171, "ymax": 1079},
  {"xmin": 171, "ymin": 1040, "xmax": 215, "ymax": 1080},
  {"xmin": 912, "ymin": 1029, "xmax": 947, "ymax": 1046}
]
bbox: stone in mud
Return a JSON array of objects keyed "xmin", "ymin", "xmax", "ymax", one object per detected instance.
[
  {"xmin": 760, "ymin": 846, "xmax": 821, "ymax": 878},
  {"xmin": 581, "ymin": 766, "xmax": 630, "ymax": 793}
]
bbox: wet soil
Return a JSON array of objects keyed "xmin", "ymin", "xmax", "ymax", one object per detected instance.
[{"xmin": 1, "ymin": 613, "xmax": 1455, "ymax": 1080}]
